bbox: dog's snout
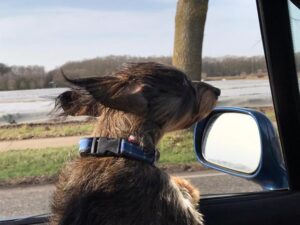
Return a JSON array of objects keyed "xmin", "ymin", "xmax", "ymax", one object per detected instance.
[
  {"xmin": 213, "ymin": 87, "xmax": 221, "ymax": 96},
  {"xmin": 192, "ymin": 81, "xmax": 221, "ymax": 97}
]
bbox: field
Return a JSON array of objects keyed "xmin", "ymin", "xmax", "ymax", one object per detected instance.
[
  {"xmin": 0, "ymin": 130, "xmax": 201, "ymax": 185},
  {"xmin": 0, "ymin": 107, "xmax": 276, "ymax": 185}
]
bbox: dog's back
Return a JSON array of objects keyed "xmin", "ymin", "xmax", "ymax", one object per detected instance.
[{"xmin": 51, "ymin": 158, "xmax": 203, "ymax": 225}]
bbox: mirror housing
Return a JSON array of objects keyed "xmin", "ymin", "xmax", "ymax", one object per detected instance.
[{"xmin": 194, "ymin": 107, "xmax": 288, "ymax": 190}]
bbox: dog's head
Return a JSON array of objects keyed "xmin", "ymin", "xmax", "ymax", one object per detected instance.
[{"xmin": 56, "ymin": 62, "xmax": 220, "ymax": 144}]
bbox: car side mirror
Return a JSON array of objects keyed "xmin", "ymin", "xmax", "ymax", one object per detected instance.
[{"xmin": 194, "ymin": 107, "xmax": 288, "ymax": 190}]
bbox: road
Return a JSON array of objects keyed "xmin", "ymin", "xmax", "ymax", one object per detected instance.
[{"xmin": 0, "ymin": 170, "xmax": 262, "ymax": 219}]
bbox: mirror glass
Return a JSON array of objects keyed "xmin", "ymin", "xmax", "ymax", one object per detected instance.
[{"xmin": 202, "ymin": 113, "xmax": 261, "ymax": 174}]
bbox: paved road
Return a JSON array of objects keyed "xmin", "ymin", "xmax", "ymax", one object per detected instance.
[{"xmin": 0, "ymin": 170, "xmax": 262, "ymax": 219}]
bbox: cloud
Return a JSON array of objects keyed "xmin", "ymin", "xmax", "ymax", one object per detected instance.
[
  {"xmin": 0, "ymin": 7, "xmax": 176, "ymax": 70},
  {"xmin": 202, "ymin": 0, "xmax": 264, "ymax": 57},
  {"xmin": 0, "ymin": 0, "xmax": 266, "ymax": 71}
]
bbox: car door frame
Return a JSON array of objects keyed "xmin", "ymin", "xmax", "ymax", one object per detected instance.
[{"xmin": 199, "ymin": 0, "xmax": 300, "ymax": 224}]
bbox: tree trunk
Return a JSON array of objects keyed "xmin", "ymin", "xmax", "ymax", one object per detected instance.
[{"xmin": 173, "ymin": 0, "xmax": 209, "ymax": 81}]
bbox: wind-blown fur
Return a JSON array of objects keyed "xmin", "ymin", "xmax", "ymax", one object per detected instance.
[{"xmin": 51, "ymin": 62, "xmax": 220, "ymax": 225}]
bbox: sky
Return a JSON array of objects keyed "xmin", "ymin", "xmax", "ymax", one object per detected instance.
[
  {"xmin": 289, "ymin": 1, "xmax": 300, "ymax": 55},
  {"xmin": 0, "ymin": 0, "xmax": 266, "ymax": 71}
]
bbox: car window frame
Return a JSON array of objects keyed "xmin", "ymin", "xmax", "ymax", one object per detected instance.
[{"xmin": 257, "ymin": 0, "xmax": 300, "ymax": 191}]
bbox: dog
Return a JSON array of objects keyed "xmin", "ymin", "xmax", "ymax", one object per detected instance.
[{"xmin": 50, "ymin": 62, "xmax": 220, "ymax": 225}]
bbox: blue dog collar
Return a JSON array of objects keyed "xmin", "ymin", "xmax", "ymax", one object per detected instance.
[{"xmin": 79, "ymin": 137, "xmax": 157, "ymax": 165}]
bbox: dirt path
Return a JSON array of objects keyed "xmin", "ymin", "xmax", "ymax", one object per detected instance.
[{"xmin": 0, "ymin": 136, "xmax": 82, "ymax": 152}]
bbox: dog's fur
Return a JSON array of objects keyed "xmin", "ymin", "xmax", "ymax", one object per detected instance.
[{"xmin": 50, "ymin": 62, "xmax": 219, "ymax": 225}]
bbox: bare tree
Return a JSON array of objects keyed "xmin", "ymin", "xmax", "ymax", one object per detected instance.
[{"xmin": 173, "ymin": 0, "xmax": 209, "ymax": 81}]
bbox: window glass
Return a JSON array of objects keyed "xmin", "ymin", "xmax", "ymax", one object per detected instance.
[
  {"xmin": 202, "ymin": 1, "xmax": 274, "ymax": 130},
  {"xmin": 200, "ymin": 0, "xmax": 282, "ymax": 195},
  {"xmin": 0, "ymin": 0, "xmax": 284, "ymax": 220},
  {"xmin": 289, "ymin": 1, "xmax": 300, "ymax": 77}
]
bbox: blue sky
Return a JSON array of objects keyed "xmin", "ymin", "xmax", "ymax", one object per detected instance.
[{"xmin": 0, "ymin": 0, "xmax": 265, "ymax": 71}]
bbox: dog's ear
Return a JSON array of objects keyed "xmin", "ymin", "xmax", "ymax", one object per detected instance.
[
  {"xmin": 55, "ymin": 89, "xmax": 101, "ymax": 116},
  {"xmin": 56, "ymin": 72, "xmax": 148, "ymax": 116}
]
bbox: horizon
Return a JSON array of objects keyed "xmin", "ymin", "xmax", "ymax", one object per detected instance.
[
  {"xmin": 0, "ymin": 0, "xmax": 265, "ymax": 71},
  {"xmin": 2, "ymin": 54, "xmax": 268, "ymax": 72}
]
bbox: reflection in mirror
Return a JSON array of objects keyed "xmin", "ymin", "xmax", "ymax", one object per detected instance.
[{"xmin": 203, "ymin": 113, "xmax": 261, "ymax": 174}]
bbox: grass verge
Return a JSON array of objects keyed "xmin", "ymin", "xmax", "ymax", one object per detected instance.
[
  {"xmin": 158, "ymin": 131, "xmax": 196, "ymax": 164},
  {"xmin": 0, "ymin": 130, "xmax": 200, "ymax": 185},
  {"xmin": 0, "ymin": 122, "xmax": 94, "ymax": 141},
  {"xmin": 0, "ymin": 107, "xmax": 276, "ymax": 185},
  {"xmin": 0, "ymin": 146, "xmax": 77, "ymax": 182}
]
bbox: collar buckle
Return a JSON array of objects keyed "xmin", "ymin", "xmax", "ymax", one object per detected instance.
[{"xmin": 79, "ymin": 137, "xmax": 156, "ymax": 165}]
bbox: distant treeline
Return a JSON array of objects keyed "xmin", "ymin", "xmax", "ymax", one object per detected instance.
[
  {"xmin": 0, "ymin": 64, "xmax": 51, "ymax": 90},
  {"xmin": 1, "ymin": 53, "xmax": 299, "ymax": 90},
  {"xmin": 49, "ymin": 55, "xmax": 269, "ymax": 87}
]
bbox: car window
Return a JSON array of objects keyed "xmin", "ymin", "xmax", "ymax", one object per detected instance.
[
  {"xmin": 0, "ymin": 0, "xmax": 285, "ymax": 220},
  {"xmin": 289, "ymin": 1, "xmax": 300, "ymax": 77}
]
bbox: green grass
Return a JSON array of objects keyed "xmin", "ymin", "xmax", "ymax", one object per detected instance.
[
  {"xmin": 0, "ymin": 146, "xmax": 78, "ymax": 182},
  {"xmin": 158, "ymin": 130, "xmax": 196, "ymax": 164},
  {"xmin": 0, "ymin": 122, "xmax": 94, "ymax": 141},
  {"xmin": 0, "ymin": 130, "xmax": 196, "ymax": 183}
]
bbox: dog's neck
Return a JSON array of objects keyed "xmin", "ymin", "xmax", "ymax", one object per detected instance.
[{"xmin": 92, "ymin": 109, "xmax": 163, "ymax": 150}]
